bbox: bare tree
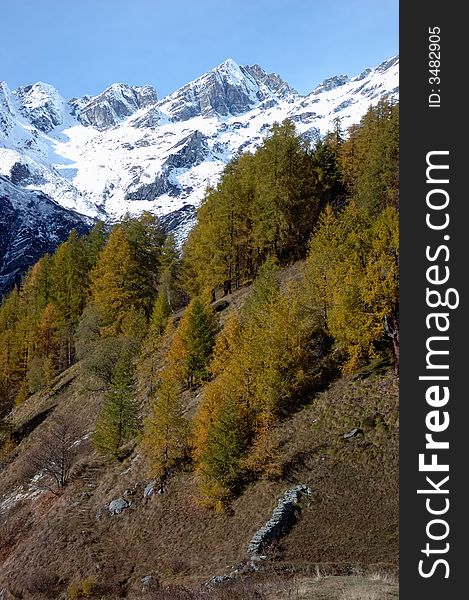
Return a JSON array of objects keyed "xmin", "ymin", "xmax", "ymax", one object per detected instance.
[{"xmin": 25, "ymin": 415, "xmax": 81, "ymax": 493}]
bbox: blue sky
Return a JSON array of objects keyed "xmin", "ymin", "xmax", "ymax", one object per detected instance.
[{"xmin": 0, "ymin": 0, "xmax": 398, "ymax": 99}]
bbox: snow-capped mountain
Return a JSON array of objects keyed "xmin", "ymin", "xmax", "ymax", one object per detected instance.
[
  {"xmin": 0, "ymin": 55, "xmax": 398, "ymax": 295},
  {"xmin": 72, "ymin": 83, "xmax": 158, "ymax": 130},
  {"xmin": 157, "ymin": 58, "xmax": 297, "ymax": 122}
]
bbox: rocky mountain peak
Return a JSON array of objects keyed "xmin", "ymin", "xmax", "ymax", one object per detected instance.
[
  {"xmin": 241, "ymin": 64, "xmax": 298, "ymax": 99},
  {"xmin": 157, "ymin": 57, "xmax": 295, "ymax": 121},
  {"xmin": 76, "ymin": 83, "xmax": 158, "ymax": 130},
  {"xmin": 312, "ymin": 74, "xmax": 350, "ymax": 95},
  {"xmin": 213, "ymin": 58, "xmax": 243, "ymax": 78},
  {"xmin": 15, "ymin": 82, "xmax": 67, "ymax": 133}
]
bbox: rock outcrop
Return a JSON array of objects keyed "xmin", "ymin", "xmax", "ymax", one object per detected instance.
[
  {"xmin": 343, "ymin": 427, "xmax": 364, "ymax": 439},
  {"xmin": 108, "ymin": 497, "xmax": 131, "ymax": 516},
  {"xmin": 16, "ymin": 82, "xmax": 67, "ymax": 133},
  {"xmin": 76, "ymin": 83, "xmax": 158, "ymax": 130},
  {"xmin": 162, "ymin": 131, "xmax": 209, "ymax": 170},
  {"xmin": 159, "ymin": 204, "xmax": 197, "ymax": 238},
  {"xmin": 143, "ymin": 481, "xmax": 155, "ymax": 499}
]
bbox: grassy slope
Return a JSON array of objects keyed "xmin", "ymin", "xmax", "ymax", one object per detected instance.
[{"xmin": 0, "ymin": 267, "xmax": 398, "ymax": 598}]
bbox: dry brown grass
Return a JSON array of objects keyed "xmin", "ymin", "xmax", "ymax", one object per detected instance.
[
  {"xmin": 0, "ymin": 264, "xmax": 398, "ymax": 597},
  {"xmin": 124, "ymin": 573, "xmax": 398, "ymax": 600}
]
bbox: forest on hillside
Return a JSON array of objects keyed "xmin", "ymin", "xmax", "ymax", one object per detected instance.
[{"xmin": 0, "ymin": 99, "xmax": 399, "ymax": 509}]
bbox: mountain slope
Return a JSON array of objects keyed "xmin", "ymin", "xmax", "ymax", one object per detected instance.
[
  {"xmin": 0, "ymin": 176, "xmax": 90, "ymax": 296},
  {"xmin": 0, "ymin": 56, "xmax": 399, "ymax": 226},
  {"xmin": 74, "ymin": 83, "xmax": 158, "ymax": 130},
  {"xmin": 0, "ymin": 56, "xmax": 398, "ymax": 295},
  {"xmin": 0, "ymin": 268, "xmax": 398, "ymax": 596}
]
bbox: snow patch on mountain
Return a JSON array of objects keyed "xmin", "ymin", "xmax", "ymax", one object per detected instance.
[
  {"xmin": 0, "ymin": 56, "xmax": 399, "ymax": 227},
  {"xmin": 15, "ymin": 82, "xmax": 69, "ymax": 133}
]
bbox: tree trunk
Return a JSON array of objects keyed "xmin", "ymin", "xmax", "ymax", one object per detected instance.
[
  {"xmin": 385, "ymin": 312, "xmax": 399, "ymax": 375},
  {"xmin": 223, "ymin": 280, "xmax": 232, "ymax": 296}
]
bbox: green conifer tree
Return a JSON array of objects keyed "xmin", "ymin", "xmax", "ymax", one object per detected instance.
[
  {"xmin": 185, "ymin": 297, "xmax": 218, "ymax": 386},
  {"xmin": 196, "ymin": 385, "xmax": 247, "ymax": 508},
  {"xmin": 94, "ymin": 358, "xmax": 139, "ymax": 457}
]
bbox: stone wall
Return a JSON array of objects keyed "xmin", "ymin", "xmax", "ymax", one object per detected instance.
[{"xmin": 247, "ymin": 484, "xmax": 312, "ymax": 558}]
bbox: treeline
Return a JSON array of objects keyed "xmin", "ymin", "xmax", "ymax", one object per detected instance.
[
  {"xmin": 183, "ymin": 119, "xmax": 346, "ymax": 296},
  {"xmin": 183, "ymin": 99, "xmax": 397, "ymax": 297},
  {"xmin": 0, "ymin": 99, "xmax": 399, "ymax": 508}
]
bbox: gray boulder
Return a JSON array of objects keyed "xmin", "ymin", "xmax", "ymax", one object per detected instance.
[
  {"xmin": 343, "ymin": 427, "xmax": 364, "ymax": 439},
  {"xmin": 141, "ymin": 575, "xmax": 158, "ymax": 590},
  {"xmin": 143, "ymin": 481, "xmax": 155, "ymax": 499},
  {"xmin": 205, "ymin": 575, "xmax": 233, "ymax": 588},
  {"xmin": 108, "ymin": 497, "xmax": 131, "ymax": 515}
]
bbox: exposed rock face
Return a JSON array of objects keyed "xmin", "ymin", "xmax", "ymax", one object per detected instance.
[
  {"xmin": 68, "ymin": 94, "xmax": 92, "ymax": 116},
  {"xmin": 108, "ymin": 497, "xmax": 131, "ymax": 515},
  {"xmin": 77, "ymin": 83, "xmax": 158, "ymax": 130},
  {"xmin": 126, "ymin": 130, "xmax": 210, "ymax": 202},
  {"xmin": 354, "ymin": 68, "xmax": 372, "ymax": 82},
  {"xmin": 313, "ymin": 74, "xmax": 350, "ymax": 95},
  {"xmin": 0, "ymin": 175, "xmax": 90, "ymax": 297},
  {"xmin": 158, "ymin": 58, "xmax": 296, "ymax": 121},
  {"xmin": 247, "ymin": 484, "xmax": 312, "ymax": 557},
  {"xmin": 163, "ymin": 131, "xmax": 209, "ymax": 170},
  {"xmin": 242, "ymin": 64, "xmax": 297, "ymax": 100},
  {"xmin": 376, "ymin": 55, "xmax": 399, "ymax": 74},
  {"xmin": 16, "ymin": 82, "xmax": 66, "ymax": 133},
  {"xmin": 9, "ymin": 162, "xmax": 45, "ymax": 186},
  {"xmin": 134, "ymin": 85, "xmax": 159, "ymax": 108},
  {"xmin": 128, "ymin": 105, "xmax": 166, "ymax": 129},
  {"xmin": 125, "ymin": 172, "xmax": 180, "ymax": 201},
  {"xmin": 0, "ymin": 82, "xmax": 16, "ymax": 137},
  {"xmin": 159, "ymin": 204, "xmax": 196, "ymax": 238}
]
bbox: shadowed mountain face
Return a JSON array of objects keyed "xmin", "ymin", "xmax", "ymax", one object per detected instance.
[{"xmin": 0, "ymin": 176, "xmax": 90, "ymax": 296}]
